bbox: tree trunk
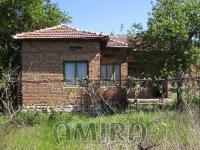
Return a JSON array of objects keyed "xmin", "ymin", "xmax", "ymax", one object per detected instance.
[{"xmin": 176, "ymin": 80, "xmax": 184, "ymax": 112}]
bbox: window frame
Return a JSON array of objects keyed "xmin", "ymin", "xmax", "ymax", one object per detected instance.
[
  {"xmin": 63, "ymin": 61, "xmax": 89, "ymax": 86},
  {"xmin": 100, "ymin": 63, "xmax": 121, "ymax": 86}
]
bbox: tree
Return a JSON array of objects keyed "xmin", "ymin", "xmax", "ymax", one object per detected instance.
[
  {"xmin": 147, "ymin": 0, "xmax": 200, "ymax": 75},
  {"xmin": 128, "ymin": 0, "xmax": 200, "ymax": 110},
  {"xmin": 0, "ymin": 0, "xmax": 71, "ymax": 73}
]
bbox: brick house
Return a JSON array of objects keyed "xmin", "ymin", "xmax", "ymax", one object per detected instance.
[{"xmin": 13, "ymin": 24, "xmax": 170, "ymax": 112}]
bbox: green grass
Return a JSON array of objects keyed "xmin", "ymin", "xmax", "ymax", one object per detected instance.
[{"xmin": 0, "ymin": 110, "xmax": 199, "ymax": 150}]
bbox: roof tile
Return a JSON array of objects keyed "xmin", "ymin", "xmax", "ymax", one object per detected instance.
[
  {"xmin": 107, "ymin": 36, "xmax": 128, "ymax": 48},
  {"xmin": 13, "ymin": 25, "xmax": 132, "ymax": 48},
  {"xmin": 13, "ymin": 24, "xmax": 108, "ymax": 40}
]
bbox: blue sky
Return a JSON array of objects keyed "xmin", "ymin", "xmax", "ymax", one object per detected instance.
[{"xmin": 51, "ymin": 0, "xmax": 153, "ymax": 34}]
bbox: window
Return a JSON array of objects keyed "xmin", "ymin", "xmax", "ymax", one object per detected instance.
[
  {"xmin": 64, "ymin": 61, "xmax": 88, "ymax": 86},
  {"xmin": 100, "ymin": 64, "xmax": 121, "ymax": 86}
]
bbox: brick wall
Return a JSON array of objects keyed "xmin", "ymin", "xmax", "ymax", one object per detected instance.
[
  {"xmin": 21, "ymin": 40, "xmax": 100, "ymax": 109},
  {"xmin": 21, "ymin": 40, "xmax": 127, "ymax": 111},
  {"xmin": 101, "ymin": 47, "xmax": 128, "ymax": 81}
]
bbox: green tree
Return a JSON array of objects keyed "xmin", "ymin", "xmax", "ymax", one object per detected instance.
[
  {"xmin": 147, "ymin": 0, "xmax": 200, "ymax": 76},
  {"xmin": 128, "ymin": 0, "xmax": 200, "ymax": 109},
  {"xmin": 0, "ymin": 0, "xmax": 71, "ymax": 72}
]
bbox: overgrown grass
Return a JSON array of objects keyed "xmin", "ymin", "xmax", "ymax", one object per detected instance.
[{"xmin": 0, "ymin": 109, "xmax": 199, "ymax": 150}]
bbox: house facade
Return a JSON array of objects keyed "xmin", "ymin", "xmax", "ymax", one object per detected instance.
[{"xmin": 13, "ymin": 24, "xmax": 170, "ymax": 112}]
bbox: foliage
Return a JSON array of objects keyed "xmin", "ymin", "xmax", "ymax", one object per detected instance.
[
  {"xmin": 0, "ymin": 0, "xmax": 71, "ymax": 75},
  {"xmin": 0, "ymin": 64, "xmax": 15, "ymax": 90},
  {"xmin": 12, "ymin": 110, "xmax": 42, "ymax": 126},
  {"xmin": 127, "ymin": 23, "xmax": 144, "ymax": 36},
  {"xmin": 128, "ymin": 0, "xmax": 200, "ymax": 111},
  {"xmin": 0, "ymin": 65, "xmax": 20, "ymax": 116},
  {"xmin": 128, "ymin": 0, "xmax": 200, "ymax": 78},
  {"xmin": 0, "ymin": 111, "xmax": 200, "ymax": 150}
]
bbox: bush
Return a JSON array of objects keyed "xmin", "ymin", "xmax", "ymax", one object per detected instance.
[
  {"xmin": 47, "ymin": 106, "xmax": 90, "ymax": 123},
  {"xmin": 48, "ymin": 109, "xmax": 74, "ymax": 123},
  {"xmin": 12, "ymin": 110, "xmax": 42, "ymax": 126}
]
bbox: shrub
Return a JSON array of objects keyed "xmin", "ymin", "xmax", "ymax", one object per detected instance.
[
  {"xmin": 48, "ymin": 107, "xmax": 60, "ymax": 122},
  {"xmin": 48, "ymin": 108, "xmax": 75, "ymax": 123},
  {"xmin": 12, "ymin": 110, "xmax": 42, "ymax": 126}
]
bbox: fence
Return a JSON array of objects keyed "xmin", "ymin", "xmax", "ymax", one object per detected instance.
[{"xmin": 0, "ymin": 76, "xmax": 199, "ymax": 112}]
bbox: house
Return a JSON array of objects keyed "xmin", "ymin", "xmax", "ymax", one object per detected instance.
[{"xmin": 13, "ymin": 24, "xmax": 170, "ymax": 112}]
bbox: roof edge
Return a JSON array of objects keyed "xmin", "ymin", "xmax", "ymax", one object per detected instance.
[{"xmin": 12, "ymin": 24, "xmax": 109, "ymax": 40}]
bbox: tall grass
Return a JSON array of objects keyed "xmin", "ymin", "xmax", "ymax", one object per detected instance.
[{"xmin": 0, "ymin": 109, "xmax": 200, "ymax": 150}]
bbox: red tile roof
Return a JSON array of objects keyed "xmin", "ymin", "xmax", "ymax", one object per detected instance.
[
  {"xmin": 107, "ymin": 36, "xmax": 128, "ymax": 48},
  {"xmin": 13, "ymin": 24, "xmax": 108, "ymax": 40},
  {"xmin": 13, "ymin": 24, "xmax": 131, "ymax": 48}
]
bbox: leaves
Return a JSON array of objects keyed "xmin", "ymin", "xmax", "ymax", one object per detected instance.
[
  {"xmin": 0, "ymin": 0, "xmax": 71, "ymax": 74},
  {"xmin": 128, "ymin": 0, "xmax": 200, "ymax": 78}
]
